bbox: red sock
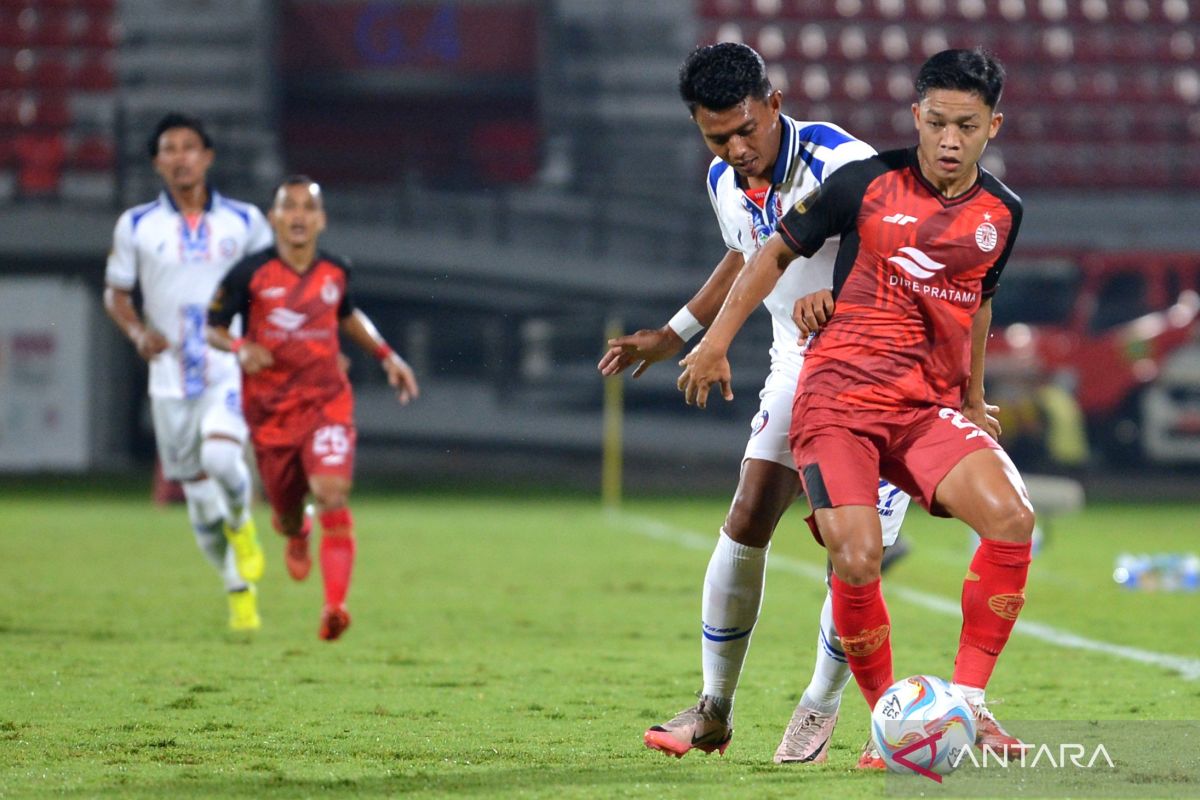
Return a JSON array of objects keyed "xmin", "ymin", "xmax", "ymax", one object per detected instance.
[
  {"xmin": 318, "ymin": 508, "xmax": 356, "ymax": 607},
  {"xmin": 954, "ymin": 539, "xmax": 1032, "ymax": 690},
  {"xmin": 830, "ymin": 574, "xmax": 894, "ymax": 711}
]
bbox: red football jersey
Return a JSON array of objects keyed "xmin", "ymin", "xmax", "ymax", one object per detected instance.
[
  {"xmin": 208, "ymin": 247, "xmax": 355, "ymax": 447},
  {"xmin": 777, "ymin": 147, "xmax": 1022, "ymax": 411}
]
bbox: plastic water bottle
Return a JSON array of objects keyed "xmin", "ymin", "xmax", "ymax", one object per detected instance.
[
  {"xmin": 1113, "ymin": 553, "xmax": 1147, "ymax": 589},
  {"xmin": 1175, "ymin": 554, "xmax": 1199, "ymax": 591},
  {"xmin": 1113, "ymin": 553, "xmax": 1200, "ymax": 592}
]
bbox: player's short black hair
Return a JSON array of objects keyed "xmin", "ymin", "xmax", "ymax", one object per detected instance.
[
  {"xmin": 147, "ymin": 112, "xmax": 212, "ymax": 158},
  {"xmin": 272, "ymin": 174, "xmax": 322, "ymax": 206},
  {"xmin": 678, "ymin": 42, "xmax": 772, "ymax": 114},
  {"xmin": 915, "ymin": 48, "xmax": 1006, "ymax": 109}
]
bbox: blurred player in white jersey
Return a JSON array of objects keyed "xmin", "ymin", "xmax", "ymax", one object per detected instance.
[
  {"xmin": 104, "ymin": 113, "xmax": 271, "ymax": 631},
  {"xmin": 598, "ymin": 43, "xmax": 911, "ymax": 767}
]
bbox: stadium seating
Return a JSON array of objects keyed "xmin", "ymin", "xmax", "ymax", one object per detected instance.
[
  {"xmin": 0, "ymin": 0, "xmax": 118, "ymax": 198},
  {"xmin": 699, "ymin": 0, "xmax": 1200, "ymax": 188}
]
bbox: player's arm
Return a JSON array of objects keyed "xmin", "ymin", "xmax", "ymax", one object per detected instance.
[
  {"xmin": 205, "ymin": 261, "xmax": 273, "ymax": 374},
  {"xmin": 792, "ymin": 288, "xmax": 835, "ymax": 339},
  {"xmin": 339, "ymin": 309, "xmax": 419, "ymax": 405},
  {"xmin": 786, "ymin": 133, "xmax": 873, "ymax": 342},
  {"xmin": 677, "ymin": 234, "xmax": 799, "ymax": 408},
  {"xmin": 206, "ymin": 318, "xmax": 273, "ymax": 375},
  {"xmin": 966, "ymin": 189, "xmax": 1022, "ymax": 438},
  {"xmin": 598, "ymin": 248, "xmax": 745, "ymax": 378},
  {"xmin": 103, "ymin": 212, "xmax": 167, "ymax": 360},
  {"xmin": 103, "ymin": 286, "xmax": 167, "ymax": 361},
  {"xmin": 962, "ymin": 297, "xmax": 1001, "ymax": 438},
  {"xmin": 678, "ymin": 163, "xmax": 866, "ymax": 408}
]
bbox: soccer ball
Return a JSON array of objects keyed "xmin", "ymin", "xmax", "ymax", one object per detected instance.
[{"xmin": 870, "ymin": 675, "xmax": 976, "ymax": 776}]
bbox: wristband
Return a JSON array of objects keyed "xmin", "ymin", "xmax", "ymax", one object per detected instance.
[
  {"xmin": 667, "ymin": 306, "xmax": 705, "ymax": 342},
  {"xmin": 230, "ymin": 337, "xmax": 246, "ymax": 353},
  {"xmin": 373, "ymin": 342, "xmax": 395, "ymax": 361}
]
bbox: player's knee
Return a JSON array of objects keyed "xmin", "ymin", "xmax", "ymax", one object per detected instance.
[
  {"xmin": 311, "ymin": 483, "xmax": 350, "ymax": 511},
  {"xmin": 723, "ymin": 504, "xmax": 774, "ymax": 548},
  {"xmin": 182, "ymin": 479, "xmax": 222, "ymax": 528},
  {"xmin": 200, "ymin": 437, "xmax": 244, "ymax": 483},
  {"xmin": 995, "ymin": 501, "xmax": 1036, "ymax": 543},
  {"xmin": 829, "ymin": 548, "xmax": 882, "ymax": 585}
]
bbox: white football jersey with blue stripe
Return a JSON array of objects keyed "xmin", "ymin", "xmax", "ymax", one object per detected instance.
[
  {"xmin": 707, "ymin": 116, "xmax": 875, "ymax": 371},
  {"xmin": 106, "ymin": 190, "xmax": 273, "ymax": 399}
]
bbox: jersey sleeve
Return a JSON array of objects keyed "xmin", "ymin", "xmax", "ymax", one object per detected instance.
[
  {"xmin": 820, "ymin": 136, "xmax": 877, "ymax": 181},
  {"xmin": 246, "ymin": 205, "xmax": 274, "ymax": 252},
  {"xmin": 706, "ymin": 160, "xmax": 743, "ymax": 253},
  {"xmin": 981, "ymin": 196, "xmax": 1024, "ymax": 298},
  {"xmin": 207, "ymin": 257, "xmax": 255, "ymax": 329},
  {"xmin": 776, "ymin": 159, "xmax": 872, "ymax": 258},
  {"xmin": 104, "ymin": 211, "xmax": 137, "ymax": 290}
]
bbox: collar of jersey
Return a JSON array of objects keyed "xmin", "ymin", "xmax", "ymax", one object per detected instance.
[
  {"xmin": 731, "ymin": 114, "xmax": 796, "ymax": 193},
  {"xmin": 905, "ymin": 147, "xmax": 984, "ymax": 207},
  {"xmin": 160, "ymin": 184, "xmax": 217, "ymax": 214}
]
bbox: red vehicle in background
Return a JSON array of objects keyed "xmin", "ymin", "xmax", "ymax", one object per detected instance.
[{"xmin": 986, "ymin": 251, "xmax": 1200, "ymax": 465}]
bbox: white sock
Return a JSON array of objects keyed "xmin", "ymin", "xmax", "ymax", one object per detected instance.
[
  {"xmin": 954, "ymin": 683, "xmax": 986, "ymax": 706},
  {"xmin": 700, "ymin": 528, "xmax": 768, "ymax": 703},
  {"xmin": 799, "ymin": 590, "xmax": 852, "ymax": 715},
  {"xmin": 200, "ymin": 437, "xmax": 252, "ymax": 528},
  {"xmin": 183, "ymin": 479, "xmax": 246, "ymax": 592}
]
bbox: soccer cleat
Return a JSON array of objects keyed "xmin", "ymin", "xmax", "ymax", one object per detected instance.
[
  {"xmin": 856, "ymin": 738, "xmax": 886, "ymax": 770},
  {"xmin": 318, "ymin": 604, "xmax": 351, "ymax": 641},
  {"xmin": 284, "ymin": 532, "xmax": 311, "ymax": 581},
  {"xmin": 227, "ymin": 586, "xmax": 261, "ymax": 631},
  {"xmin": 773, "ymin": 702, "xmax": 837, "ymax": 764},
  {"xmin": 224, "ymin": 516, "xmax": 265, "ymax": 583},
  {"xmin": 643, "ymin": 696, "xmax": 732, "ymax": 758},
  {"xmin": 971, "ymin": 699, "xmax": 1029, "ymax": 757}
]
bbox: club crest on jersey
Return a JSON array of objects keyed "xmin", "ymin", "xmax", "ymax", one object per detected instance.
[
  {"xmin": 975, "ymin": 221, "xmax": 998, "ymax": 252},
  {"xmin": 219, "ymin": 237, "xmax": 238, "ymax": 259},
  {"xmin": 320, "ymin": 276, "xmax": 340, "ymax": 305}
]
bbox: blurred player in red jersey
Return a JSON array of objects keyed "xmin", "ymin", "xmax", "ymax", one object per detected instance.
[
  {"xmin": 206, "ymin": 176, "xmax": 420, "ymax": 640},
  {"xmin": 679, "ymin": 49, "xmax": 1033, "ymax": 755}
]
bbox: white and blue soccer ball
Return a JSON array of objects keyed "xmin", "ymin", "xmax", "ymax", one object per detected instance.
[{"xmin": 870, "ymin": 675, "xmax": 976, "ymax": 776}]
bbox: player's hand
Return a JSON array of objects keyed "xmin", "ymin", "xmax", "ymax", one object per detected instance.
[
  {"xmin": 598, "ymin": 327, "xmax": 684, "ymax": 378},
  {"xmin": 677, "ymin": 340, "xmax": 733, "ymax": 409},
  {"xmin": 382, "ymin": 353, "xmax": 420, "ymax": 405},
  {"xmin": 962, "ymin": 398, "xmax": 1002, "ymax": 439},
  {"xmin": 237, "ymin": 341, "xmax": 274, "ymax": 374},
  {"xmin": 134, "ymin": 328, "xmax": 169, "ymax": 360},
  {"xmin": 792, "ymin": 289, "xmax": 835, "ymax": 340},
  {"xmin": 336, "ymin": 352, "xmax": 351, "ymax": 375}
]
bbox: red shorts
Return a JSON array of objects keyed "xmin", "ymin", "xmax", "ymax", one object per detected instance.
[
  {"xmin": 253, "ymin": 421, "xmax": 357, "ymax": 520},
  {"xmin": 790, "ymin": 393, "xmax": 1002, "ymax": 517}
]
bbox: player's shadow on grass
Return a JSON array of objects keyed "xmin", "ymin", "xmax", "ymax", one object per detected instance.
[{"xmin": 76, "ymin": 761, "xmax": 877, "ymax": 798}]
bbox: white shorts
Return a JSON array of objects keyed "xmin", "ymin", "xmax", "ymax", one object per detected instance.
[
  {"xmin": 742, "ymin": 365, "xmax": 910, "ymax": 546},
  {"xmin": 150, "ymin": 378, "xmax": 248, "ymax": 481}
]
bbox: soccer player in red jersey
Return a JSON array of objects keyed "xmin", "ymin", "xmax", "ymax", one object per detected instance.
[
  {"xmin": 679, "ymin": 49, "xmax": 1033, "ymax": 755},
  {"xmin": 206, "ymin": 175, "xmax": 420, "ymax": 641}
]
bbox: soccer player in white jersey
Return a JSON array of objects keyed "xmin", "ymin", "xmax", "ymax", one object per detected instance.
[
  {"xmin": 599, "ymin": 43, "xmax": 912, "ymax": 767},
  {"xmin": 104, "ymin": 113, "xmax": 271, "ymax": 631}
]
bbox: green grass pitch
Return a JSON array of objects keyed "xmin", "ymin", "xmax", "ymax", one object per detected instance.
[{"xmin": 1, "ymin": 485, "xmax": 1197, "ymax": 798}]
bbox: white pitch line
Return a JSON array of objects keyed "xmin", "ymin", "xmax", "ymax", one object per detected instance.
[{"xmin": 614, "ymin": 511, "xmax": 1200, "ymax": 681}]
